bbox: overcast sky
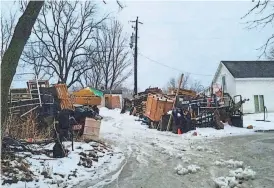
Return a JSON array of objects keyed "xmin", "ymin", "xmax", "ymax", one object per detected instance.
[
  {"xmin": 102, "ymin": 0, "xmax": 273, "ymax": 91},
  {"xmin": 2, "ymin": 0, "xmax": 273, "ymax": 91}
]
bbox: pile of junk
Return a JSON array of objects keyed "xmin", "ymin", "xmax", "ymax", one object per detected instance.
[
  {"xmin": 6, "ymin": 80, "xmax": 104, "ymax": 158},
  {"xmin": 130, "ymin": 86, "xmax": 249, "ymax": 135}
]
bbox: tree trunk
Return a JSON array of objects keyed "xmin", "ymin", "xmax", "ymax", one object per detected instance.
[{"xmin": 1, "ymin": 1, "xmax": 44, "ymax": 125}]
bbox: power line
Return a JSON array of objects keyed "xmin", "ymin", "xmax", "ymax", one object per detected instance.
[{"xmin": 138, "ymin": 52, "xmax": 214, "ymax": 77}]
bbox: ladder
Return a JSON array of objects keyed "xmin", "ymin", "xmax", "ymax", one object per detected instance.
[{"xmin": 27, "ymin": 76, "xmax": 42, "ymax": 107}]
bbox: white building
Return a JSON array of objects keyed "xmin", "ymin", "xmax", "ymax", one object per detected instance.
[{"xmin": 212, "ymin": 61, "xmax": 274, "ymax": 113}]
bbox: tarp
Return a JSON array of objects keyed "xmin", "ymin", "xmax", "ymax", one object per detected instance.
[{"xmin": 73, "ymin": 87, "xmax": 104, "ymax": 97}]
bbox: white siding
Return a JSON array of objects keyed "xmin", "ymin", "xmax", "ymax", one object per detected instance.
[
  {"xmin": 235, "ymin": 79, "xmax": 274, "ymax": 113},
  {"xmin": 213, "ymin": 63, "xmax": 236, "ymax": 97}
]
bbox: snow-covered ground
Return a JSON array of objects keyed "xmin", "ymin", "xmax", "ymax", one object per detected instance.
[
  {"xmin": 100, "ymin": 108, "xmax": 274, "ymax": 145},
  {"xmin": 1, "ymin": 141, "xmax": 125, "ymax": 188},
  {"xmin": 243, "ymin": 113, "xmax": 274, "ymax": 130},
  {"xmin": 2, "ymin": 108, "xmax": 273, "ymax": 188},
  {"xmin": 96, "ymin": 108, "xmax": 274, "ymax": 187}
]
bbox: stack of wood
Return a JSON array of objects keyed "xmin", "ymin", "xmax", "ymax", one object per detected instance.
[
  {"xmin": 133, "ymin": 94, "xmax": 148, "ymax": 116},
  {"xmin": 132, "ymin": 87, "xmax": 164, "ymax": 116}
]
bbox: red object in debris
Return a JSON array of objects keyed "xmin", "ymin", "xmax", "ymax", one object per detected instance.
[
  {"xmin": 192, "ymin": 132, "xmax": 198, "ymax": 136},
  {"xmin": 178, "ymin": 128, "xmax": 182, "ymax": 135},
  {"xmin": 72, "ymin": 124, "xmax": 82, "ymax": 130},
  {"xmin": 27, "ymin": 138, "xmax": 33, "ymax": 142},
  {"xmin": 207, "ymin": 98, "xmax": 212, "ymax": 107}
]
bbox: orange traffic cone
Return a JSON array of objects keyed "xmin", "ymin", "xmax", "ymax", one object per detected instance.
[{"xmin": 178, "ymin": 128, "xmax": 182, "ymax": 135}]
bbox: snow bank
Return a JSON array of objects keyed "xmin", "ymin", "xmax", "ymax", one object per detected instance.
[{"xmin": 243, "ymin": 113, "xmax": 274, "ymax": 131}]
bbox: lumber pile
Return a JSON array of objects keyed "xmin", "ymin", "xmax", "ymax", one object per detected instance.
[
  {"xmin": 132, "ymin": 87, "xmax": 163, "ymax": 116},
  {"xmin": 133, "ymin": 94, "xmax": 147, "ymax": 116}
]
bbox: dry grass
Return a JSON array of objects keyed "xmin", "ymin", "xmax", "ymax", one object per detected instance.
[{"xmin": 3, "ymin": 112, "xmax": 54, "ymax": 140}]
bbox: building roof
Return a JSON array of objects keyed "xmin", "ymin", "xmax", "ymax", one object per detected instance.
[{"xmin": 221, "ymin": 61, "xmax": 274, "ymax": 78}]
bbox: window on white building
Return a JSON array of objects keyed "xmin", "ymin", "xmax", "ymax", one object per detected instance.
[{"xmin": 254, "ymin": 95, "xmax": 264, "ymax": 113}]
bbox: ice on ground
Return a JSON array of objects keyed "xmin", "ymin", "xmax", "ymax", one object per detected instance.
[{"xmin": 214, "ymin": 159, "xmax": 244, "ymax": 168}]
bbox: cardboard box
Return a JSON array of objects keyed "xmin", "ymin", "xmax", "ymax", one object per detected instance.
[{"xmin": 83, "ymin": 118, "xmax": 101, "ymax": 141}]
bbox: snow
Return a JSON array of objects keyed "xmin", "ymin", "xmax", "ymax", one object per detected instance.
[
  {"xmin": 214, "ymin": 167, "xmax": 256, "ymax": 188},
  {"xmin": 243, "ymin": 113, "xmax": 274, "ymax": 131},
  {"xmin": 214, "ymin": 159, "xmax": 244, "ymax": 168},
  {"xmin": 99, "ymin": 108, "xmax": 260, "ymax": 148},
  {"xmin": 229, "ymin": 167, "xmax": 256, "ymax": 180},
  {"xmin": 214, "ymin": 176, "xmax": 238, "ymax": 188},
  {"xmin": 1, "ymin": 141, "xmax": 125, "ymax": 188},
  {"xmin": 174, "ymin": 164, "xmax": 201, "ymax": 175},
  {"xmin": 4, "ymin": 108, "xmax": 269, "ymax": 187},
  {"xmin": 184, "ymin": 124, "xmax": 254, "ymax": 139},
  {"xmin": 214, "ymin": 158, "xmax": 256, "ymax": 188}
]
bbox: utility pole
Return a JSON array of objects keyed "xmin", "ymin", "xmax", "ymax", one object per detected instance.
[{"xmin": 130, "ymin": 17, "xmax": 143, "ymax": 96}]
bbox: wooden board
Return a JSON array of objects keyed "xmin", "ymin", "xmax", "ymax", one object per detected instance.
[{"xmin": 54, "ymin": 84, "xmax": 74, "ymax": 110}]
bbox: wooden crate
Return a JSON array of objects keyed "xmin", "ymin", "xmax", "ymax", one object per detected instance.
[{"xmin": 145, "ymin": 94, "xmax": 173, "ymax": 122}]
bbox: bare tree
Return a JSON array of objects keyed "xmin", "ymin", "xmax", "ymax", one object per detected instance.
[
  {"xmin": 81, "ymin": 20, "xmax": 132, "ymax": 90},
  {"xmin": 80, "ymin": 61, "xmax": 104, "ymax": 89},
  {"xmin": 102, "ymin": 0, "xmax": 125, "ymax": 9},
  {"xmin": 1, "ymin": 1, "xmax": 44, "ymax": 125},
  {"xmin": 267, "ymin": 47, "xmax": 274, "ymax": 60},
  {"xmin": 30, "ymin": 1, "xmax": 108, "ymax": 87},
  {"xmin": 166, "ymin": 73, "xmax": 191, "ymax": 91},
  {"xmin": 164, "ymin": 73, "xmax": 204, "ymax": 93},
  {"xmin": 242, "ymin": 0, "xmax": 274, "ymax": 57},
  {"xmin": 0, "ymin": 12, "xmax": 17, "ymax": 59},
  {"xmin": 21, "ymin": 42, "xmax": 51, "ymax": 79},
  {"xmin": 189, "ymin": 80, "xmax": 204, "ymax": 93},
  {"xmin": 167, "ymin": 77, "xmax": 176, "ymax": 89}
]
